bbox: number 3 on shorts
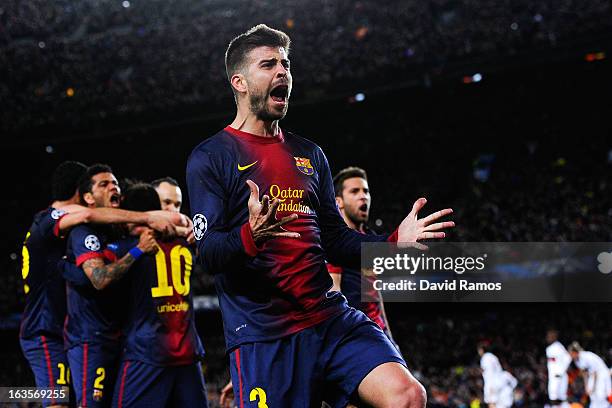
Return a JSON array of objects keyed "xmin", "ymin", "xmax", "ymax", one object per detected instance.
[{"xmin": 249, "ymin": 387, "xmax": 268, "ymax": 408}]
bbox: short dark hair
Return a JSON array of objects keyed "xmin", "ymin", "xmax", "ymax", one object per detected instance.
[
  {"xmin": 567, "ymin": 341, "xmax": 583, "ymax": 353},
  {"xmin": 51, "ymin": 161, "xmax": 88, "ymax": 201},
  {"xmin": 333, "ymin": 166, "xmax": 368, "ymax": 197},
  {"xmin": 78, "ymin": 163, "xmax": 113, "ymax": 201},
  {"xmin": 225, "ymin": 24, "xmax": 291, "ymax": 84},
  {"xmin": 151, "ymin": 177, "xmax": 179, "ymax": 188},
  {"xmin": 121, "ymin": 183, "xmax": 161, "ymax": 212}
]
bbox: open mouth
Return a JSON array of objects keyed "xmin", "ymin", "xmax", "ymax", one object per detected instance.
[
  {"xmin": 110, "ymin": 193, "xmax": 121, "ymax": 207},
  {"xmin": 359, "ymin": 203, "xmax": 368, "ymax": 213},
  {"xmin": 270, "ymin": 84, "xmax": 289, "ymax": 103}
]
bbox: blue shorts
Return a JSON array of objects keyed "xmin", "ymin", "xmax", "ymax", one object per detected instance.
[
  {"xmin": 229, "ymin": 307, "xmax": 405, "ymax": 408},
  {"xmin": 67, "ymin": 342, "xmax": 120, "ymax": 408},
  {"xmin": 20, "ymin": 335, "xmax": 71, "ymax": 407},
  {"xmin": 112, "ymin": 360, "xmax": 208, "ymax": 408}
]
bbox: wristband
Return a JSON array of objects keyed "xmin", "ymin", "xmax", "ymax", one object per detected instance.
[{"xmin": 129, "ymin": 247, "xmax": 144, "ymax": 260}]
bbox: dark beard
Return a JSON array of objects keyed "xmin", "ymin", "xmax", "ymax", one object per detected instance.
[
  {"xmin": 249, "ymin": 90, "xmax": 287, "ymax": 121},
  {"xmin": 347, "ymin": 209, "xmax": 368, "ymax": 228}
]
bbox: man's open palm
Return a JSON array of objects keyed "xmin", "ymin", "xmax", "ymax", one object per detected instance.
[
  {"xmin": 247, "ymin": 180, "xmax": 300, "ymax": 245},
  {"xmin": 398, "ymin": 198, "xmax": 454, "ymax": 242}
]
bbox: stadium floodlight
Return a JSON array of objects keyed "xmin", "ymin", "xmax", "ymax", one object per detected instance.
[
  {"xmin": 472, "ymin": 73, "xmax": 483, "ymax": 82},
  {"xmin": 355, "ymin": 92, "xmax": 366, "ymax": 102},
  {"xmin": 122, "ymin": 1, "xmax": 130, "ymax": 8}
]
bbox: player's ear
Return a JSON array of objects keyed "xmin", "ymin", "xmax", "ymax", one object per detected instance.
[
  {"xmin": 335, "ymin": 196, "xmax": 344, "ymax": 210},
  {"xmin": 83, "ymin": 192, "xmax": 95, "ymax": 206},
  {"xmin": 231, "ymin": 73, "xmax": 247, "ymax": 95}
]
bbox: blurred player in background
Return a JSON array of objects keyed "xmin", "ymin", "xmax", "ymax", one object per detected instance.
[
  {"xmin": 152, "ymin": 177, "xmax": 182, "ymax": 213},
  {"xmin": 546, "ymin": 329, "xmax": 571, "ymax": 408},
  {"xmin": 110, "ymin": 183, "xmax": 208, "ymax": 407},
  {"xmin": 497, "ymin": 369, "xmax": 518, "ymax": 408},
  {"xmin": 20, "ymin": 161, "xmax": 181, "ymax": 408},
  {"xmin": 187, "ymin": 24, "xmax": 453, "ymax": 407},
  {"xmin": 328, "ymin": 166, "xmax": 405, "ymax": 342},
  {"xmin": 152, "ymin": 176, "xmax": 195, "ymax": 243},
  {"xmin": 568, "ymin": 342, "xmax": 612, "ymax": 408},
  {"xmin": 478, "ymin": 342, "xmax": 503, "ymax": 408},
  {"xmin": 63, "ymin": 164, "xmax": 159, "ymax": 407},
  {"xmin": 20, "ymin": 161, "xmax": 88, "ymax": 408}
]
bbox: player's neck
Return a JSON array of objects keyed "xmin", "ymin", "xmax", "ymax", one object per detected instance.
[
  {"xmin": 230, "ymin": 110, "xmax": 280, "ymax": 138},
  {"xmin": 341, "ymin": 212, "xmax": 365, "ymax": 232}
]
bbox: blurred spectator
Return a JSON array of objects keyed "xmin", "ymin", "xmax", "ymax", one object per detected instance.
[{"xmin": 1, "ymin": 0, "xmax": 611, "ymax": 134}]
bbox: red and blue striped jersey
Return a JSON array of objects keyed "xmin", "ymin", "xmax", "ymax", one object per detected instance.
[
  {"xmin": 20, "ymin": 208, "xmax": 68, "ymax": 339},
  {"xmin": 112, "ymin": 236, "xmax": 205, "ymax": 366},
  {"xmin": 326, "ymin": 263, "xmax": 386, "ymax": 331},
  {"xmin": 186, "ymin": 126, "xmax": 390, "ymax": 350}
]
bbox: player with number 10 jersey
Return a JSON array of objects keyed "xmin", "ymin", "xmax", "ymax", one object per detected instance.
[{"xmin": 112, "ymin": 184, "xmax": 208, "ymax": 408}]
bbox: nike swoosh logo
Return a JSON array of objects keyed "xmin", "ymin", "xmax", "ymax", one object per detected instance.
[{"xmin": 238, "ymin": 161, "xmax": 258, "ymax": 171}]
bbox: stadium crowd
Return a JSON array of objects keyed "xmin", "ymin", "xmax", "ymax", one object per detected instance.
[
  {"xmin": 1, "ymin": 1, "xmax": 610, "ymax": 406},
  {"xmin": 2, "ymin": 0, "xmax": 612, "ymax": 134}
]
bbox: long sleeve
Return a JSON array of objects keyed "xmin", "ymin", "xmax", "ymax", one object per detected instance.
[
  {"xmin": 315, "ymin": 148, "xmax": 390, "ymax": 269},
  {"xmin": 186, "ymin": 147, "xmax": 255, "ymax": 274}
]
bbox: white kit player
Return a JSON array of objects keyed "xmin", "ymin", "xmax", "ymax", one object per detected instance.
[
  {"xmin": 497, "ymin": 370, "xmax": 518, "ymax": 408},
  {"xmin": 546, "ymin": 329, "xmax": 571, "ymax": 407},
  {"xmin": 478, "ymin": 343, "xmax": 503, "ymax": 407},
  {"xmin": 568, "ymin": 342, "xmax": 612, "ymax": 408}
]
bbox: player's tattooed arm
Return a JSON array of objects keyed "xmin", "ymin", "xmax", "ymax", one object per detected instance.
[
  {"xmin": 82, "ymin": 229, "xmax": 158, "ymax": 290},
  {"xmin": 83, "ymin": 256, "xmax": 136, "ymax": 290}
]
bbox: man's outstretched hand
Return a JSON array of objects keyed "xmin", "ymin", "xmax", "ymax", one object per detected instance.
[
  {"xmin": 398, "ymin": 198, "xmax": 455, "ymax": 242},
  {"xmin": 247, "ymin": 180, "xmax": 300, "ymax": 245}
]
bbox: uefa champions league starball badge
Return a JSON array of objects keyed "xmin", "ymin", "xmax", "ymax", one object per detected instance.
[
  {"xmin": 193, "ymin": 214, "xmax": 207, "ymax": 241},
  {"xmin": 84, "ymin": 234, "xmax": 101, "ymax": 251}
]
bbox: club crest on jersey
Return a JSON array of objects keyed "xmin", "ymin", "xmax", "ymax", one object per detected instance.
[
  {"xmin": 294, "ymin": 157, "xmax": 314, "ymax": 176},
  {"xmin": 51, "ymin": 209, "xmax": 65, "ymax": 220},
  {"xmin": 93, "ymin": 389, "xmax": 103, "ymax": 401},
  {"xmin": 84, "ymin": 234, "xmax": 101, "ymax": 251},
  {"xmin": 193, "ymin": 213, "xmax": 207, "ymax": 241}
]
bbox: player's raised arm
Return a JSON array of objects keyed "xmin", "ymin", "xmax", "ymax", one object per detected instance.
[
  {"xmin": 81, "ymin": 229, "xmax": 158, "ymax": 290},
  {"xmin": 317, "ymin": 148, "xmax": 455, "ymax": 268}
]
